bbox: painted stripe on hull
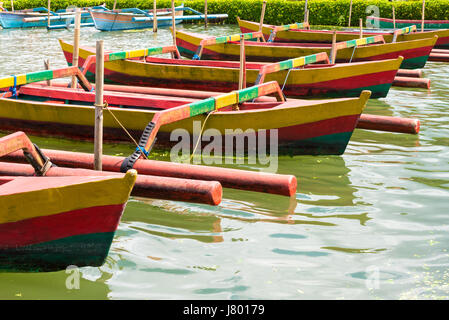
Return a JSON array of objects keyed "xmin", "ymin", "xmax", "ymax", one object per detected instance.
[
  {"xmin": 284, "ymin": 83, "xmax": 392, "ymax": 99},
  {"xmin": 0, "ymin": 232, "xmax": 116, "ymax": 272},
  {"xmin": 280, "ymin": 131, "xmax": 354, "ymax": 155},
  {"xmin": 278, "ymin": 114, "xmax": 359, "ymax": 142},
  {"xmin": 399, "ymin": 55, "xmax": 429, "ymax": 69},
  {"xmin": 282, "ymin": 72, "xmax": 394, "ymax": 98},
  {"xmin": 0, "ymin": 204, "xmax": 125, "ymax": 248}
]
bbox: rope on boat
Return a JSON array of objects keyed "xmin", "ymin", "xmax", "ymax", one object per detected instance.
[
  {"xmin": 267, "ymin": 31, "xmax": 275, "ymax": 42},
  {"xmin": 281, "ymin": 68, "xmax": 293, "ymax": 92},
  {"xmin": 349, "ymin": 46, "xmax": 357, "ymax": 63},
  {"xmin": 190, "ymin": 110, "xmax": 216, "ymax": 162},
  {"xmin": 8, "ymin": 76, "xmax": 18, "ymax": 98},
  {"xmin": 101, "ymin": 101, "xmax": 150, "ymax": 159}
]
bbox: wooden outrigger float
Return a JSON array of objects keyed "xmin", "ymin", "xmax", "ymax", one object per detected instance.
[
  {"xmin": 237, "ymin": 18, "xmax": 449, "ymax": 50},
  {"xmin": 59, "ymin": 40, "xmax": 409, "ymax": 99},
  {"xmin": 0, "ymin": 131, "xmax": 137, "ymax": 272},
  {"xmin": 175, "ymin": 29, "xmax": 437, "ymax": 70}
]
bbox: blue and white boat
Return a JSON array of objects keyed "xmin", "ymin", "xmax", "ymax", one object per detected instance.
[
  {"xmin": 0, "ymin": 5, "xmax": 107, "ymax": 29},
  {"xmin": 90, "ymin": 4, "xmax": 227, "ymax": 32}
]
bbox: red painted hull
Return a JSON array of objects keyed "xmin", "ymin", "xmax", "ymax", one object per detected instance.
[{"xmin": 0, "ymin": 204, "xmax": 124, "ymax": 248}]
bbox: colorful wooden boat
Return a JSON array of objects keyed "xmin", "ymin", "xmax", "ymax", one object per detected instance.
[
  {"xmin": 238, "ymin": 18, "xmax": 449, "ymax": 50},
  {"xmin": 175, "ymin": 29, "xmax": 437, "ymax": 69},
  {"xmin": 0, "ymin": 76, "xmax": 371, "ymax": 155},
  {"xmin": 366, "ymin": 15, "xmax": 449, "ymax": 30},
  {"xmin": 90, "ymin": 4, "xmax": 184, "ymax": 31},
  {"xmin": 59, "ymin": 40, "xmax": 402, "ymax": 99},
  {"xmin": 0, "ymin": 5, "xmax": 106, "ymax": 29},
  {"xmin": 0, "ymin": 131, "xmax": 137, "ymax": 272},
  {"xmin": 89, "ymin": 4, "xmax": 227, "ymax": 31}
]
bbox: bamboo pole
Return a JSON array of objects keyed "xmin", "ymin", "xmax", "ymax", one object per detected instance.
[
  {"xmin": 94, "ymin": 40, "xmax": 104, "ymax": 171},
  {"xmin": 234, "ymin": 38, "xmax": 245, "ymax": 111},
  {"xmin": 304, "ymin": 0, "xmax": 308, "ymax": 22},
  {"xmin": 113, "ymin": 0, "xmax": 117, "ymax": 10},
  {"xmin": 330, "ymin": 30, "xmax": 337, "ymax": 64},
  {"xmin": 238, "ymin": 36, "xmax": 246, "ymax": 91},
  {"xmin": 71, "ymin": 8, "xmax": 81, "ymax": 89},
  {"xmin": 258, "ymin": 1, "xmax": 267, "ymax": 42},
  {"xmin": 348, "ymin": 0, "xmax": 353, "ymax": 27},
  {"xmin": 153, "ymin": 0, "xmax": 157, "ymax": 32},
  {"xmin": 10, "ymin": 0, "xmax": 13, "ymax": 11},
  {"xmin": 392, "ymin": 6, "xmax": 396, "ymax": 29},
  {"xmin": 359, "ymin": 18, "xmax": 363, "ymax": 38},
  {"xmin": 306, "ymin": 9, "xmax": 309, "ymax": 27},
  {"xmin": 204, "ymin": 0, "xmax": 208, "ymax": 29},
  {"xmin": 47, "ymin": 0, "xmax": 51, "ymax": 28},
  {"xmin": 421, "ymin": 0, "xmax": 425, "ymax": 32},
  {"xmin": 44, "ymin": 59, "xmax": 51, "ymax": 86},
  {"xmin": 171, "ymin": 0, "xmax": 176, "ymax": 45}
]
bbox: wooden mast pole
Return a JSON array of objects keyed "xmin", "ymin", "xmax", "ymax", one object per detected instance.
[
  {"xmin": 304, "ymin": 0, "xmax": 308, "ymax": 22},
  {"xmin": 348, "ymin": 0, "xmax": 353, "ymax": 27},
  {"xmin": 47, "ymin": 0, "xmax": 51, "ymax": 28},
  {"xmin": 238, "ymin": 36, "xmax": 246, "ymax": 91},
  {"xmin": 392, "ymin": 5, "xmax": 396, "ymax": 29},
  {"xmin": 258, "ymin": 1, "xmax": 267, "ymax": 42},
  {"xmin": 359, "ymin": 18, "xmax": 363, "ymax": 38},
  {"xmin": 204, "ymin": 0, "xmax": 208, "ymax": 29},
  {"xmin": 421, "ymin": 0, "xmax": 425, "ymax": 32},
  {"xmin": 94, "ymin": 40, "xmax": 104, "ymax": 171},
  {"xmin": 44, "ymin": 59, "xmax": 51, "ymax": 86},
  {"xmin": 71, "ymin": 8, "xmax": 81, "ymax": 89},
  {"xmin": 171, "ymin": 0, "xmax": 176, "ymax": 46},
  {"xmin": 153, "ymin": 0, "xmax": 157, "ymax": 32},
  {"xmin": 330, "ymin": 30, "xmax": 337, "ymax": 64}
]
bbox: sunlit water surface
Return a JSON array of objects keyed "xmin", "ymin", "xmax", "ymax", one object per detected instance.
[{"xmin": 0, "ymin": 24, "xmax": 448, "ymax": 300}]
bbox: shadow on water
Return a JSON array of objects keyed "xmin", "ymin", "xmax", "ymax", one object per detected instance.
[{"xmin": 122, "ymin": 198, "xmax": 224, "ymax": 244}]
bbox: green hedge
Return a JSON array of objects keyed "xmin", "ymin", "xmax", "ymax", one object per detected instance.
[{"xmin": 2, "ymin": 0, "xmax": 448, "ymax": 26}]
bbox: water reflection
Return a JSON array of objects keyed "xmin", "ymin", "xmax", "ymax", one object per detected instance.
[
  {"xmin": 0, "ymin": 269, "xmax": 110, "ymax": 300},
  {"xmin": 122, "ymin": 199, "xmax": 224, "ymax": 243}
]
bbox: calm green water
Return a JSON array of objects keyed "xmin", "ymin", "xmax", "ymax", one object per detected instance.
[{"xmin": 0, "ymin": 24, "xmax": 448, "ymax": 300}]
